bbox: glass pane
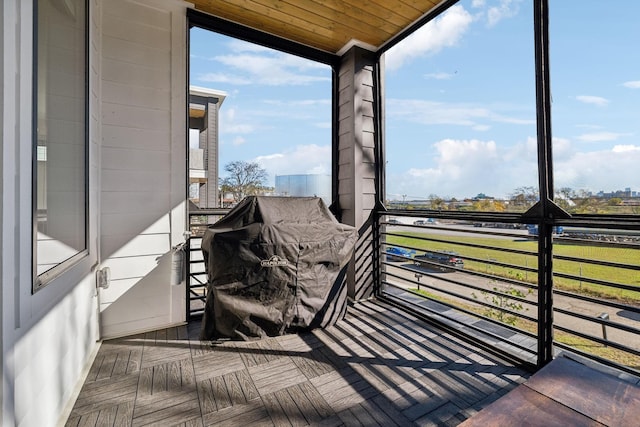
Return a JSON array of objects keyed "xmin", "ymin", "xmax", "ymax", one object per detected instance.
[
  {"xmin": 189, "ymin": 28, "xmax": 333, "ymax": 208},
  {"xmin": 550, "ymin": 1, "xmax": 640, "ymax": 215},
  {"xmin": 384, "ymin": 0, "xmax": 537, "ymax": 212},
  {"xmin": 35, "ymin": 0, "xmax": 87, "ymax": 277}
]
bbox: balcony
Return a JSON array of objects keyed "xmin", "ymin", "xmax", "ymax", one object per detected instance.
[
  {"xmin": 65, "ymin": 300, "xmax": 533, "ymax": 426},
  {"xmin": 379, "ymin": 212, "xmax": 640, "ymax": 375},
  {"xmin": 65, "ymin": 298, "xmax": 640, "ymax": 426},
  {"xmin": 63, "ymin": 210, "xmax": 640, "ymax": 426}
]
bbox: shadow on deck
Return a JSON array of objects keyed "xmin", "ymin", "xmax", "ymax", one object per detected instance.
[{"xmin": 65, "ymin": 300, "xmax": 532, "ymax": 426}]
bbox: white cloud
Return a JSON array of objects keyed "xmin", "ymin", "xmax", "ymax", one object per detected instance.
[
  {"xmin": 554, "ymin": 145, "xmax": 640, "ymax": 191},
  {"xmin": 220, "ymin": 108, "xmax": 256, "ymax": 134},
  {"xmin": 622, "ymin": 80, "xmax": 640, "ymax": 89},
  {"xmin": 232, "ymin": 136, "xmax": 246, "ymax": 146},
  {"xmin": 385, "ymin": 5, "xmax": 473, "ymax": 71},
  {"xmin": 552, "ymin": 137, "xmax": 573, "ymax": 161},
  {"xmin": 472, "ymin": 0, "xmax": 486, "ymax": 7},
  {"xmin": 487, "ymin": 0, "xmax": 522, "ymax": 27},
  {"xmin": 198, "ymin": 72, "xmax": 252, "ymax": 85},
  {"xmin": 387, "ymin": 136, "xmax": 640, "ymax": 200},
  {"xmin": 424, "ymin": 72, "xmax": 455, "ymax": 80},
  {"xmin": 576, "ymin": 131, "xmax": 630, "ymax": 142},
  {"xmin": 253, "ymin": 145, "xmax": 331, "ymax": 183},
  {"xmin": 262, "ymin": 99, "xmax": 331, "ymax": 107},
  {"xmin": 390, "ymin": 138, "xmax": 538, "ymax": 199},
  {"xmin": 226, "ymin": 39, "xmax": 271, "ymax": 54},
  {"xmin": 195, "ymin": 41, "xmax": 331, "ymax": 87},
  {"xmin": 575, "ymin": 95, "xmax": 610, "ymax": 107},
  {"xmin": 612, "ymin": 144, "xmax": 640, "ymax": 153},
  {"xmin": 387, "ymin": 98, "xmax": 534, "ymax": 128}
]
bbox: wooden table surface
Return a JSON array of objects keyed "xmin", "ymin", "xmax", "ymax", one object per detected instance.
[{"xmin": 460, "ymin": 357, "xmax": 640, "ymax": 426}]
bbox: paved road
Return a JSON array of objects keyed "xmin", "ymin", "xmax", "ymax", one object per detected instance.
[{"xmin": 383, "ymin": 262, "xmax": 640, "ymax": 353}]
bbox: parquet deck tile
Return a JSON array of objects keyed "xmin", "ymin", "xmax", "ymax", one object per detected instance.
[
  {"xmin": 65, "ymin": 300, "xmax": 534, "ymax": 426},
  {"xmin": 191, "ymin": 346, "xmax": 245, "ymax": 379}
]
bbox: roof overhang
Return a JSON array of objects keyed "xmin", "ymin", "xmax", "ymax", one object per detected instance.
[{"xmin": 188, "ymin": 0, "xmax": 454, "ymax": 55}]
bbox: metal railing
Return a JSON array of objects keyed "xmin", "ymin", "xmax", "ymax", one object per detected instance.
[
  {"xmin": 187, "ymin": 208, "xmax": 229, "ymax": 320},
  {"xmin": 184, "ymin": 205, "xmax": 640, "ymax": 375},
  {"xmin": 377, "ymin": 212, "xmax": 640, "ymax": 375}
]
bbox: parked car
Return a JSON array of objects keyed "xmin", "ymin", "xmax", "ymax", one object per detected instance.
[
  {"xmin": 387, "ymin": 218, "xmax": 401, "ymax": 224},
  {"xmin": 385, "ymin": 247, "xmax": 415, "ymax": 262},
  {"xmin": 414, "ymin": 218, "xmax": 437, "ymax": 225},
  {"xmin": 414, "ymin": 250, "xmax": 464, "ymax": 271}
]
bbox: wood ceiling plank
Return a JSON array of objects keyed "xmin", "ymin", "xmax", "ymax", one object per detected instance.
[
  {"xmin": 364, "ymin": 0, "xmax": 429, "ymax": 21},
  {"xmin": 192, "ymin": 0, "xmax": 342, "ymax": 52},
  {"xmin": 278, "ymin": 0, "xmax": 396, "ymax": 44},
  {"xmin": 308, "ymin": 0, "xmax": 406, "ymax": 33},
  {"xmin": 190, "ymin": 0, "xmax": 443, "ymax": 54}
]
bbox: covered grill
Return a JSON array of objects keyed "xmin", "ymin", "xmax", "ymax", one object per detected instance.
[{"xmin": 200, "ymin": 196, "xmax": 358, "ymax": 340}]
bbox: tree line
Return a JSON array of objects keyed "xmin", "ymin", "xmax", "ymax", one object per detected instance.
[{"xmin": 221, "ymin": 161, "xmax": 639, "ymax": 215}]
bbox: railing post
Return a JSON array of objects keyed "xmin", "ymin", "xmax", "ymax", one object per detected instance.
[
  {"xmin": 185, "ymin": 230, "xmax": 192, "ymax": 322},
  {"xmin": 537, "ymin": 222, "xmax": 554, "ymax": 368}
]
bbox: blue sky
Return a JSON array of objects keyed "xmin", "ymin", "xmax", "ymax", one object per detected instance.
[{"xmin": 189, "ymin": 0, "xmax": 640, "ymax": 201}]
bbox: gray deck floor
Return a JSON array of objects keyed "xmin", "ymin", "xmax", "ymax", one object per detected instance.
[{"xmin": 65, "ymin": 300, "xmax": 531, "ymax": 427}]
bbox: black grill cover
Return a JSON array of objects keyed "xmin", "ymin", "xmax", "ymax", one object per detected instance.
[{"xmin": 200, "ymin": 196, "xmax": 358, "ymax": 340}]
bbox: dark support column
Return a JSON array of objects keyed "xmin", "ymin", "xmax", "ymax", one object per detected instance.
[
  {"xmin": 336, "ymin": 46, "xmax": 378, "ymax": 301},
  {"xmin": 537, "ymin": 223, "xmax": 554, "ymax": 366},
  {"xmin": 534, "ymin": 0, "xmax": 555, "ymax": 368}
]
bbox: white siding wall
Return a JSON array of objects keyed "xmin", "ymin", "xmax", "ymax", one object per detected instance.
[
  {"xmin": 98, "ymin": 0, "xmax": 187, "ymax": 338},
  {"xmin": 1, "ymin": 0, "xmax": 100, "ymax": 426}
]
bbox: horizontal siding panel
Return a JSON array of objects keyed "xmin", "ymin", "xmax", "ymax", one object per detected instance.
[
  {"xmin": 103, "ymin": 125, "xmax": 169, "ymax": 150},
  {"xmin": 361, "ymin": 179, "xmax": 376, "ymax": 195},
  {"xmin": 338, "ymin": 85, "xmax": 354, "ymax": 104},
  {"xmin": 362, "ymin": 132, "xmax": 375, "ymax": 149},
  {"xmin": 102, "ymin": 147, "xmax": 170, "ymax": 172},
  {"xmin": 101, "ymin": 191, "xmax": 169, "ymax": 215},
  {"xmin": 360, "ymin": 146, "xmax": 376, "ymax": 165},
  {"xmin": 102, "ymin": 57, "xmax": 171, "ymax": 90},
  {"xmin": 102, "ymin": 254, "xmax": 167, "ymax": 281},
  {"xmin": 357, "ymin": 101, "xmax": 374, "ymax": 117},
  {"xmin": 103, "ymin": 3, "xmax": 171, "ymax": 45},
  {"xmin": 98, "ymin": 277, "xmax": 139, "ymax": 304},
  {"xmin": 103, "ymin": 34, "xmax": 170, "ymax": 71},
  {"xmin": 359, "ymin": 163, "xmax": 376, "ymax": 179},
  {"xmin": 102, "ymin": 233, "xmax": 171, "ymax": 260},
  {"xmin": 338, "ymin": 103, "xmax": 354, "ymax": 121},
  {"xmin": 102, "ymin": 81, "xmax": 170, "ymax": 112},
  {"xmin": 106, "ymin": 0, "xmax": 172, "ymax": 29},
  {"xmin": 102, "ymin": 102, "xmax": 171, "ymax": 131},
  {"xmin": 338, "ymin": 178, "xmax": 353, "ymax": 194},
  {"xmin": 338, "ymin": 147, "xmax": 354, "ymax": 166},
  {"xmin": 102, "ymin": 169, "xmax": 170, "ymax": 192},
  {"xmin": 338, "ymin": 123, "xmax": 353, "ymax": 138},
  {"xmin": 356, "ymin": 71, "xmax": 374, "ymax": 87},
  {"xmin": 101, "ymin": 212, "xmax": 171, "ymax": 237},
  {"xmin": 360, "ymin": 116, "xmax": 375, "ymax": 134}
]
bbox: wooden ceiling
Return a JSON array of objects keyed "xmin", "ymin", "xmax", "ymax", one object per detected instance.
[{"xmin": 189, "ymin": 0, "xmax": 446, "ymax": 54}]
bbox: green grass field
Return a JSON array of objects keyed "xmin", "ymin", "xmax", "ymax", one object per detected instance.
[
  {"xmin": 409, "ymin": 287, "xmax": 640, "ymax": 368},
  {"xmin": 388, "ymin": 231, "xmax": 640, "ymax": 304}
]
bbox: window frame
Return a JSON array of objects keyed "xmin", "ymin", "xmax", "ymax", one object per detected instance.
[{"xmin": 32, "ymin": 0, "xmax": 90, "ymax": 292}]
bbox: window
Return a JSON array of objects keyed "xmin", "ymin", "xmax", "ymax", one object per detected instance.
[
  {"xmin": 188, "ymin": 26, "xmax": 333, "ymax": 208},
  {"xmin": 383, "ymin": 0, "xmax": 536, "ymax": 212},
  {"xmin": 550, "ymin": 1, "xmax": 640, "ymax": 215},
  {"xmin": 34, "ymin": 0, "xmax": 88, "ymax": 289}
]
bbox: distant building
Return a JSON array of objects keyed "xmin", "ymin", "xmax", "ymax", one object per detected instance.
[
  {"xmin": 189, "ymin": 86, "xmax": 227, "ymax": 209},
  {"xmin": 275, "ymin": 174, "xmax": 331, "ymax": 205}
]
